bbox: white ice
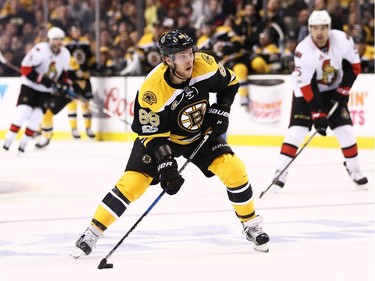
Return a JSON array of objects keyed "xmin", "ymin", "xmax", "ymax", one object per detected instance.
[{"xmin": 0, "ymin": 139, "xmax": 374, "ymax": 281}]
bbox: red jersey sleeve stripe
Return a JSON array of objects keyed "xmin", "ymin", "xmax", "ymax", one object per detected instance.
[
  {"xmin": 20, "ymin": 66, "xmax": 33, "ymax": 76},
  {"xmin": 351, "ymin": 63, "xmax": 361, "ymax": 76}
]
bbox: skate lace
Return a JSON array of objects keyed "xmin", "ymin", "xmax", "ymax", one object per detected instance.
[
  {"xmin": 80, "ymin": 229, "xmax": 99, "ymax": 248},
  {"xmin": 244, "ymin": 225, "xmax": 264, "ymax": 239}
]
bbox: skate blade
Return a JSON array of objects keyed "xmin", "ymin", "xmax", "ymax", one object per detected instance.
[
  {"xmin": 355, "ymin": 185, "xmax": 368, "ymax": 191},
  {"xmin": 71, "ymin": 247, "xmax": 85, "ymax": 259},
  {"xmin": 254, "ymin": 243, "xmax": 269, "ymax": 253}
]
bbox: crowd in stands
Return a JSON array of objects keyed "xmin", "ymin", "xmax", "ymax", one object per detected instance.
[{"xmin": 0, "ymin": 0, "xmax": 374, "ymax": 77}]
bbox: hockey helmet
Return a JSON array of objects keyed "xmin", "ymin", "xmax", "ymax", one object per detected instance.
[
  {"xmin": 47, "ymin": 27, "xmax": 65, "ymax": 40},
  {"xmin": 158, "ymin": 29, "xmax": 195, "ymax": 57},
  {"xmin": 308, "ymin": 10, "xmax": 331, "ymax": 32}
]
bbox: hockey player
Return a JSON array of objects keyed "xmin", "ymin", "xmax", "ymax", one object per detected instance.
[
  {"xmin": 2, "ymin": 27, "xmax": 71, "ymax": 153},
  {"xmin": 72, "ymin": 30, "xmax": 269, "ymax": 258},
  {"xmin": 35, "ymin": 57, "xmax": 92, "ymax": 148},
  {"xmin": 272, "ymin": 10, "xmax": 368, "ymax": 191},
  {"xmin": 64, "ymin": 23, "xmax": 96, "ymax": 139}
]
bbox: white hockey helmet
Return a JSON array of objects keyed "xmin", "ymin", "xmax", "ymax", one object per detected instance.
[
  {"xmin": 47, "ymin": 27, "xmax": 65, "ymax": 40},
  {"xmin": 308, "ymin": 10, "xmax": 331, "ymax": 32}
]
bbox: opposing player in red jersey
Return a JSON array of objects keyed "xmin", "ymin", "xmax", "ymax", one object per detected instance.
[
  {"xmin": 272, "ymin": 10, "xmax": 368, "ymax": 191},
  {"xmin": 3, "ymin": 27, "xmax": 71, "ymax": 153}
]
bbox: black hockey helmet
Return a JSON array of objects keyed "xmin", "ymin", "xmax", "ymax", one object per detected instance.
[{"xmin": 158, "ymin": 29, "xmax": 195, "ymax": 57}]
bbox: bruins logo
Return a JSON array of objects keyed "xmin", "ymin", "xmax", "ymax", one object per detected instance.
[
  {"xmin": 73, "ymin": 49, "xmax": 86, "ymax": 65},
  {"xmin": 178, "ymin": 101, "xmax": 208, "ymax": 132},
  {"xmin": 201, "ymin": 53, "xmax": 214, "ymax": 65},
  {"xmin": 146, "ymin": 50, "xmax": 162, "ymax": 67},
  {"xmin": 142, "ymin": 91, "xmax": 157, "ymax": 105},
  {"xmin": 142, "ymin": 154, "xmax": 152, "ymax": 164}
]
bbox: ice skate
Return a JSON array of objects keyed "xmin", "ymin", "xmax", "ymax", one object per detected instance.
[
  {"xmin": 86, "ymin": 128, "xmax": 96, "ymax": 138},
  {"xmin": 3, "ymin": 139, "xmax": 11, "ymax": 151},
  {"xmin": 242, "ymin": 215, "xmax": 269, "ymax": 253},
  {"xmin": 344, "ymin": 162, "xmax": 368, "ymax": 190},
  {"xmin": 18, "ymin": 140, "xmax": 27, "ymax": 154},
  {"xmin": 71, "ymin": 128, "xmax": 81, "ymax": 139},
  {"xmin": 71, "ymin": 227, "xmax": 100, "ymax": 259},
  {"xmin": 272, "ymin": 169, "xmax": 287, "ymax": 193},
  {"xmin": 35, "ymin": 136, "xmax": 50, "ymax": 148}
]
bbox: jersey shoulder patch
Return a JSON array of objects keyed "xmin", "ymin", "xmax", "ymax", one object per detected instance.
[
  {"xmin": 192, "ymin": 53, "xmax": 218, "ymax": 78},
  {"xmin": 138, "ymin": 64, "xmax": 174, "ymax": 112}
]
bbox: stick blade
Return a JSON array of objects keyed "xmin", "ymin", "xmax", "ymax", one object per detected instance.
[{"xmin": 98, "ymin": 258, "xmax": 108, "ymax": 269}]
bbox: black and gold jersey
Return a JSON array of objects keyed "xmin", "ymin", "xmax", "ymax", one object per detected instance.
[
  {"xmin": 65, "ymin": 37, "xmax": 96, "ymax": 77},
  {"xmin": 135, "ymin": 32, "xmax": 162, "ymax": 74},
  {"xmin": 131, "ymin": 53, "xmax": 239, "ymax": 149}
]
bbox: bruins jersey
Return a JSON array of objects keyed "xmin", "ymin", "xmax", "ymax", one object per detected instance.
[
  {"xmin": 135, "ymin": 32, "xmax": 163, "ymax": 74},
  {"xmin": 65, "ymin": 37, "xmax": 96, "ymax": 78},
  {"xmin": 131, "ymin": 53, "xmax": 239, "ymax": 150},
  {"xmin": 197, "ymin": 26, "xmax": 243, "ymax": 61}
]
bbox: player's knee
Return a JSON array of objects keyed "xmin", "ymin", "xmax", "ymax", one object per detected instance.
[
  {"xmin": 209, "ymin": 154, "xmax": 248, "ymax": 187},
  {"xmin": 115, "ymin": 171, "xmax": 153, "ymax": 202},
  {"xmin": 42, "ymin": 109, "xmax": 54, "ymax": 127}
]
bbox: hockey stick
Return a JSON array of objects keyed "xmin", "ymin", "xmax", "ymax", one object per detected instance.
[
  {"xmin": 0, "ymin": 49, "xmax": 21, "ymax": 73},
  {"xmin": 259, "ymin": 101, "xmax": 339, "ymax": 199},
  {"xmin": 98, "ymin": 131, "xmax": 212, "ymax": 269},
  {"xmin": 55, "ymin": 85, "xmax": 133, "ymax": 126}
]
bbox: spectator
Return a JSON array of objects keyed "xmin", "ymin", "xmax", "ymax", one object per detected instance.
[
  {"xmin": 234, "ymin": 2, "xmax": 263, "ymax": 50},
  {"xmin": 353, "ymin": 26, "xmax": 374, "ymax": 73},
  {"xmin": 67, "ymin": 0, "xmax": 92, "ymax": 34}
]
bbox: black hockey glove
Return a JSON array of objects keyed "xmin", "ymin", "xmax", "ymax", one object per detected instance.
[
  {"xmin": 53, "ymin": 82, "xmax": 70, "ymax": 97},
  {"xmin": 333, "ymin": 87, "xmax": 350, "ymax": 106},
  {"xmin": 39, "ymin": 75, "xmax": 55, "ymax": 88},
  {"xmin": 202, "ymin": 103, "xmax": 230, "ymax": 138},
  {"xmin": 311, "ymin": 111, "xmax": 328, "ymax": 136},
  {"xmin": 157, "ymin": 157, "xmax": 185, "ymax": 195}
]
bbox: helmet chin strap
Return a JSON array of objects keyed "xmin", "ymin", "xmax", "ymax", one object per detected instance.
[{"xmin": 169, "ymin": 61, "xmax": 186, "ymax": 81}]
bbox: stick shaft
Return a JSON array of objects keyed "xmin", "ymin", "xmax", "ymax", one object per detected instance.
[
  {"xmin": 101, "ymin": 132, "xmax": 211, "ymax": 261},
  {"xmin": 259, "ymin": 101, "xmax": 339, "ymax": 199}
]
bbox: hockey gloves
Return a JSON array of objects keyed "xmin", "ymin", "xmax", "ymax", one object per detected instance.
[
  {"xmin": 157, "ymin": 157, "xmax": 185, "ymax": 195},
  {"xmin": 39, "ymin": 75, "xmax": 55, "ymax": 88},
  {"xmin": 311, "ymin": 111, "xmax": 328, "ymax": 136},
  {"xmin": 202, "ymin": 103, "xmax": 230, "ymax": 138},
  {"xmin": 334, "ymin": 87, "xmax": 350, "ymax": 106},
  {"xmin": 53, "ymin": 82, "xmax": 71, "ymax": 97}
]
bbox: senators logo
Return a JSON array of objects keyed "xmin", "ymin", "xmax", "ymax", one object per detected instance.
[
  {"xmin": 178, "ymin": 101, "xmax": 208, "ymax": 132},
  {"xmin": 142, "ymin": 91, "xmax": 157, "ymax": 105},
  {"xmin": 319, "ymin": 59, "xmax": 338, "ymax": 86}
]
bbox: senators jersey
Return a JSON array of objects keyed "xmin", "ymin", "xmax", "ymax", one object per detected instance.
[
  {"xmin": 292, "ymin": 30, "xmax": 361, "ymax": 100},
  {"xmin": 20, "ymin": 42, "xmax": 71, "ymax": 92},
  {"xmin": 131, "ymin": 53, "xmax": 239, "ymax": 149}
]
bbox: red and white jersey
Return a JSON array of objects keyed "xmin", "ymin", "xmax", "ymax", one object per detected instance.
[
  {"xmin": 20, "ymin": 42, "xmax": 71, "ymax": 92},
  {"xmin": 291, "ymin": 29, "xmax": 361, "ymax": 99}
]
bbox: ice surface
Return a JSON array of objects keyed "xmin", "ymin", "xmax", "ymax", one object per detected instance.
[{"xmin": 1, "ymin": 140, "xmax": 374, "ymax": 281}]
